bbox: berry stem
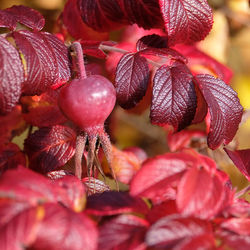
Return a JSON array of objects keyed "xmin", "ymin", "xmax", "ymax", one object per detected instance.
[
  {"xmin": 99, "ymin": 44, "xmax": 162, "ymax": 68},
  {"xmin": 75, "ymin": 132, "xmax": 87, "ymax": 179},
  {"xmin": 70, "ymin": 42, "xmax": 87, "ymax": 79}
]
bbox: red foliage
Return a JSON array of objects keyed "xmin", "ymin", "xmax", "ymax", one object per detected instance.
[{"xmin": 0, "ymin": 3, "xmax": 248, "ymax": 249}]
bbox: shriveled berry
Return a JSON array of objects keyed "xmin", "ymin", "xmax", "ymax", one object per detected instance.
[{"xmin": 58, "ymin": 75, "xmax": 116, "ymax": 132}]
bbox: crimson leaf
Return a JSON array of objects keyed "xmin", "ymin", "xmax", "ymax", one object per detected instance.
[
  {"xmin": 85, "ymin": 191, "xmax": 149, "ymax": 216},
  {"xmin": 224, "ymin": 148, "xmax": 250, "ymax": 181},
  {"xmin": 115, "ymin": 52, "xmax": 150, "ymax": 109},
  {"xmin": 0, "ymin": 166, "xmax": 57, "ymax": 204},
  {"xmin": 98, "ymin": 214, "xmax": 149, "ymax": 250},
  {"xmin": 130, "ymin": 152, "xmax": 199, "ymax": 203},
  {"xmin": 150, "ymin": 63, "xmax": 196, "ymax": 131},
  {"xmin": 0, "ymin": 36, "xmax": 24, "ymax": 115},
  {"xmin": 0, "ymin": 203, "xmax": 44, "ymax": 249},
  {"xmin": 24, "ymin": 125, "xmax": 76, "ymax": 173},
  {"xmin": 145, "ymin": 214, "xmax": 213, "ymax": 248},
  {"xmin": 195, "ymin": 75, "xmax": 243, "ymax": 149},
  {"xmin": 0, "ymin": 5, "xmax": 45, "ymax": 31},
  {"xmin": 77, "ymin": 0, "xmax": 126, "ymax": 32},
  {"xmin": 159, "ymin": 0, "xmax": 213, "ymax": 46},
  {"xmin": 29, "ymin": 203, "xmax": 98, "ymax": 250},
  {"xmin": 176, "ymin": 166, "xmax": 228, "ymax": 219}
]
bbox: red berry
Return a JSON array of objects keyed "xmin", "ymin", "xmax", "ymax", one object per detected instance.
[{"xmin": 58, "ymin": 75, "xmax": 116, "ymax": 133}]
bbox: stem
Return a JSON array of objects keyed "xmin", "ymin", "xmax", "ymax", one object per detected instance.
[
  {"xmin": 75, "ymin": 132, "xmax": 87, "ymax": 179},
  {"xmin": 99, "ymin": 44, "xmax": 163, "ymax": 68},
  {"xmin": 70, "ymin": 42, "xmax": 87, "ymax": 79}
]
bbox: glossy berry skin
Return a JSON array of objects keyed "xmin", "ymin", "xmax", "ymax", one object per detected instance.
[{"xmin": 58, "ymin": 75, "xmax": 116, "ymax": 133}]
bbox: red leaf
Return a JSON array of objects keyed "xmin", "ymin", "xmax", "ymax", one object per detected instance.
[
  {"xmin": 62, "ymin": 0, "xmax": 108, "ymax": 40},
  {"xmin": 0, "ymin": 143, "xmax": 26, "ymax": 175},
  {"xmin": 53, "ymin": 175, "xmax": 86, "ymax": 212},
  {"xmin": 0, "ymin": 36, "xmax": 24, "ymax": 115},
  {"xmin": 221, "ymin": 218, "xmax": 250, "ymax": 236},
  {"xmin": 24, "ymin": 125, "xmax": 76, "ymax": 173},
  {"xmin": 224, "ymin": 148, "xmax": 250, "ymax": 181},
  {"xmin": 0, "ymin": 202, "xmax": 44, "ymax": 249},
  {"xmin": 98, "ymin": 214, "xmax": 149, "ymax": 250},
  {"xmin": 150, "ymin": 63, "xmax": 196, "ymax": 131},
  {"xmin": 0, "ymin": 5, "xmax": 45, "ymax": 31},
  {"xmin": 195, "ymin": 75, "xmax": 243, "ymax": 149},
  {"xmin": 146, "ymin": 200, "xmax": 178, "ymax": 224},
  {"xmin": 218, "ymin": 230, "xmax": 250, "ymax": 250},
  {"xmin": 176, "ymin": 166, "xmax": 213, "ymax": 217},
  {"xmin": 85, "ymin": 191, "xmax": 149, "ymax": 216},
  {"xmin": 176, "ymin": 166, "xmax": 228, "ymax": 219},
  {"xmin": 159, "ymin": 0, "xmax": 213, "ymax": 46},
  {"xmin": 12, "ymin": 30, "xmax": 57, "ymax": 95},
  {"xmin": 21, "ymin": 90, "xmax": 67, "ymax": 127},
  {"xmin": 77, "ymin": 0, "xmax": 126, "ymax": 32},
  {"xmin": 115, "ymin": 52, "xmax": 150, "ymax": 109},
  {"xmin": 31, "ymin": 203, "xmax": 98, "ymax": 250},
  {"xmin": 130, "ymin": 152, "xmax": 198, "ymax": 203},
  {"xmin": 145, "ymin": 215, "xmax": 213, "ymax": 248},
  {"xmin": 0, "ymin": 166, "xmax": 56, "ymax": 205}
]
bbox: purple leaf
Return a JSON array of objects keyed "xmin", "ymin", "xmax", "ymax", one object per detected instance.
[
  {"xmin": 77, "ymin": 0, "xmax": 126, "ymax": 31},
  {"xmin": 12, "ymin": 30, "xmax": 57, "ymax": 95},
  {"xmin": 136, "ymin": 34, "xmax": 168, "ymax": 50},
  {"xmin": 0, "ymin": 143, "xmax": 26, "ymax": 175},
  {"xmin": 115, "ymin": 52, "xmax": 150, "ymax": 109},
  {"xmin": 30, "ymin": 203, "xmax": 98, "ymax": 250},
  {"xmin": 195, "ymin": 75, "xmax": 243, "ymax": 149},
  {"xmin": 24, "ymin": 125, "xmax": 76, "ymax": 173},
  {"xmin": 159, "ymin": 0, "xmax": 213, "ymax": 46},
  {"xmin": 150, "ymin": 63, "xmax": 196, "ymax": 131},
  {"xmin": 224, "ymin": 148, "xmax": 250, "ymax": 181},
  {"xmin": 85, "ymin": 191, "xmax": 149, "ymax": 216},
  {"xmin": 145, "ymin": 214, "xmax": 213, "ymax": 248},
  {"xmin": 119, "ymin": 0, "xmax": 164, "ymax": 29},
  {"xmin": 0, "ymin": 5, "xmax": 45, "ymax": 31},
  {"xmin": 5, "ymin": 5, "xmax": 45, "ymax": 31},
  {"xmin": 0, "ymin": 36, "xmax": 24, "ymax": 115},
  {"xmin": 98, "ymin": 214, "xmax": 149, "ymax": 250},
  {"xmin": 42, "ymin": 32, "xmax": 71, "ymax": 89}
]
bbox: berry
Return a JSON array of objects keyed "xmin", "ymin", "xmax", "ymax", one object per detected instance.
[{"xmin": 58, "ymin": 75, "xmax": 116, "ymax": 133}]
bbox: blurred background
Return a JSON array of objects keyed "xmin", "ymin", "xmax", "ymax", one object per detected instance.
[{"xmin": 1, "ymin": 0, "xmax": 250, "ymax": 193}]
